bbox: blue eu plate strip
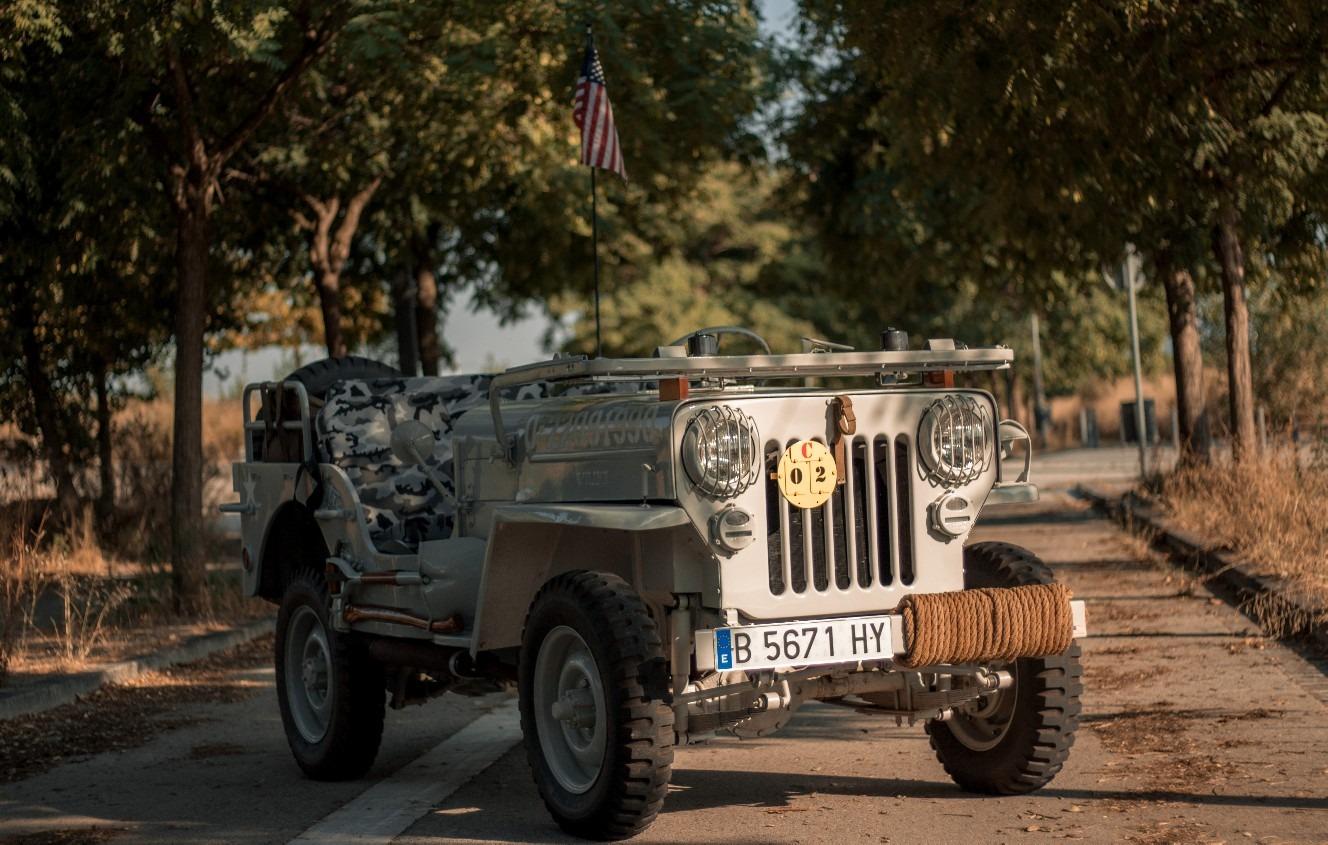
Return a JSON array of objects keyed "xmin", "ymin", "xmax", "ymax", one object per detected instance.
[{"xmin": 715, "ymin": 628, "xmax": 733, "ymax": 670}]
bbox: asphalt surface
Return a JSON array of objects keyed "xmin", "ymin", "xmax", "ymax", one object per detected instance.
[{"xmin": 3, "ymin": 478, "xmax": 1327, "ymax": 844}]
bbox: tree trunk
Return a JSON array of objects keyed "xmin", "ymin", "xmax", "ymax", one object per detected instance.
[
  {"xmin": 1156, "ymin": 255, "xmax": 1210, "ymax": 462},
  {"xmin": 13, "ymin": 283, "xmax": 80, "ymax": 522},
  {"xmin": 314, "ymin": 270, "xmax": 347, "ymax": 358},
  {"xmin": 302, "ymin": 178, "xmax": 380, "ymax": 359},
  {"xmin": 1212, "ymin": 203, "xmax": 1257, "ymax": 461},
  {"xmin": 1004, "ymin": 368, "xmax": 1029, "ymax": 429},
  {"xmin": 160, "ymin": 29, "xmax": 337, "ymax": 614},
  {"xmin": 392, "ymin": 269, "xmax": 420, "ymax": 376},
  {"xmin": 95, "ymin": 364, "xmax": 115, "ymax": 535},
  {"xmin": 414, "ymin": 255, "xmax": 441, "ymax": 376},
  {"xmin": 170, "ymin": 200, "xmax": 210, "ymax": 614}
]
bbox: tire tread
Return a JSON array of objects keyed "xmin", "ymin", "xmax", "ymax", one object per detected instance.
[
  {"xmin": 520, "ymin": 571, "xmax": 674, "ymax": 840},
  {"xmin": 276, "ymin": 569, "xmax": 385, "ymax": 781},
  {"xmin": 926, "ymin": 541, "xmax": 1082, "ymax": 795}
]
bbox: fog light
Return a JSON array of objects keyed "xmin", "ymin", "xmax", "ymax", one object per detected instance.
[
  {"xmin": 710, "ymin": 506, "xmax": 756, "ymax": 554},
  {"xmin": 929, "ymin": 491, "xmax": 974, "ymax": 538}
]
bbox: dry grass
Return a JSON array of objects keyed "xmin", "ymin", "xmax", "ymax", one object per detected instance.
[
  {"xmin": 100, "ymin": 399, "xmax": 241, "ymax": 565},
  {"xmin": 1156, "ymin": 447, "xmax": 1328, "ymax": 636},
  {"xmin": 0, "ymin": 509, "xmax": 44, "ymax": 686},
  {"xmin": 0, "ymin": 509, "xmax": 134, "ymax": 679},
  {"xmin": 0, "ymin": 396, "xmax": 265, "ymax": 688}
]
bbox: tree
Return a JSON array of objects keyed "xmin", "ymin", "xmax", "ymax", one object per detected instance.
[
  {"xmin": 246, "ymin": 0, "xmax": 773, "ymax": 375},
  {"xmin": 1, "ymin": 4, "xmax": 171, "ymax": 528},
  {"xmin": 70, "ymin": 0, "xmax": 370, "ymax": 609},
  {"xmin": 788, "ymin": 0, "xmax": 1328, "ymax": 462}
]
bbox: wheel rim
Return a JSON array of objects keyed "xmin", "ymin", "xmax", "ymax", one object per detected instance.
[
  {"xmin": 533, "ymin": 625, "xmax": 607, "ymax": 794},
  {"xmin": 285, "ymin": 605, "xmax": 333, "ymax": 744},
  {"xmin": 947, "ymin": 662, "xmax": 1018, "ymax": 752}
]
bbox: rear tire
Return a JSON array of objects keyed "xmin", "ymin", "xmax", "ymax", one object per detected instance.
[
  {"xmin": 275, "ymin": 570, "xmax": 385, "ymax": 780},
  {"xmin": 926, "ymin": 541, "xmax": 1083, "ymax": 795},
  {"xmin": 519, "ymin": 571, "xmax": 674, "ymax": 840},
  {"xmin": 285, "ymin": 356, "xmax": 400, "ymax": 402}
]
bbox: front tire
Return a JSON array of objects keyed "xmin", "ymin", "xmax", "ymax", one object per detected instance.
[
  {"xmin": 927, "ymin": 541, "xmax": 1083, "ymax": 795},
  {"xmin": 519, "ymin": 572, "xmax": 674, "ymax": 840},
  {"xmin": 275, "ymin": 571, "xmax": 385, "ymax": 780}
]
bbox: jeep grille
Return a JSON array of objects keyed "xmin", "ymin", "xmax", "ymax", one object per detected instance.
[{"xmin": 763, "ymin": 434, "xmax": 915, "ymax": 595}]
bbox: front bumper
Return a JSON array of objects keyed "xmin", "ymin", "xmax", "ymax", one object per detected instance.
[{"xmin": 694, "ymin": 592, "xmax": 1087, "ymax": 672}]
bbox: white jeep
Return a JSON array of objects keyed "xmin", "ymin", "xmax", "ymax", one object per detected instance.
[{"xmin": 225, "ymin": 328, "xmax": 1086, "ymax": 840}]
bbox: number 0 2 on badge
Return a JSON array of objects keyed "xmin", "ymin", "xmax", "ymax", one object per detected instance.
[{"xmin": 776, "ymin": 439, "xmax": 837, "ymax": 509}]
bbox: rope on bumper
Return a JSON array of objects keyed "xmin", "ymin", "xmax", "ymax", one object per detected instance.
[{"xmin": 896, "ymin": 583, "xmax": 1074, "ymax": 668}]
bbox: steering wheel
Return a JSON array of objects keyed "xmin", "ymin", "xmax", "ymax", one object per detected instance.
[{"xmin": 668, "ymin": 325, "xmax": 772, "ymax": 355}]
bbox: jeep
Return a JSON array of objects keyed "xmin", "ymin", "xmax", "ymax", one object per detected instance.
[{"xmin": 224, "ymin": 327, "xmax": 1086, "ymax": 840}]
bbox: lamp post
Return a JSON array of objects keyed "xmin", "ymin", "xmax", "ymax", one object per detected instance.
[{"xmin": 1120, "ymin": 248, "xmax": 1148, "ymax": 478}]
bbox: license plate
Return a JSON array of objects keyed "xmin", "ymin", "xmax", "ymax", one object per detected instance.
[{"xmin": 713, "ymin": 615, "xmax": 894, "ymax": 671}]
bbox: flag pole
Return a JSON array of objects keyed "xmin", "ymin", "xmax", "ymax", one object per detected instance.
[
  {"xmin": 591, "ymin": 160, "xmax": 601, "ymax": 358},
  {"xmin": 585, "ymin": 21, "xmax": 603, "ymax": 359}
]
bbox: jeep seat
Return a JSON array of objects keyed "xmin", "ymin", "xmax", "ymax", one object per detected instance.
[{"xmin": 317, "ymin": 376, "xmax": 546, "ymax": 548}]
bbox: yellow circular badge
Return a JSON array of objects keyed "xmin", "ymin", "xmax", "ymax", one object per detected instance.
[{"xmin": 776, "ymin": 440, "xmax": 837, "ymax": 509}]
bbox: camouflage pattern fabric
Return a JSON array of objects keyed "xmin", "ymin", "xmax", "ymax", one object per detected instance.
[
  {"xmin": 317, "ymin": 376, "xmax": 632, "ymax": 548},
  {"xmin": 319, "ymin": 376, "xmax": 495, "ymax": 546}
]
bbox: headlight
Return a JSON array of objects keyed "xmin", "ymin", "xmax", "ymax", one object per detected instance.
[
  {"xmin": 918, "ymin": 395, "xmax": 992, "ymax": 486},
  {"xmin": 682, "ymin": 406, "xmax": 760, "ymax": 499}
]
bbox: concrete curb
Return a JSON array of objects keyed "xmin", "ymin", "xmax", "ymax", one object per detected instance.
[
  {"xmin": 1073, "ymin": 485, "xmax": 1328, "ymax": 654},
  {"xmin": 0, "ymin": 617, "xmax": 275, "ymax": 721}
]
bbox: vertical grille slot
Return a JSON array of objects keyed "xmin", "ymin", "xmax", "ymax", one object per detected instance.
[
  {"xmin": 786, "ymin": 439, "xmax": 808, "ymax": 593},
  {"xmin": 764, "ymin": 440, "xmax": 785, "ymax": 595},
  {"xmin": 809, "ymin": 438, "xmax": 830, "ymax": 591},
  {"xmin": 828, "ymin": 481, "xmax": 850, "ymax": 590},
  {"xmin": 850, "ymin": 436, "xmax": 871, "ymax": 587},
  {"xmin": 809, "ymin": 498, "xmax": 830, "ymax": 591},
  {"xmin": 894, "ymin": 436, "xmax": 915, "ymax": 585},
  {"xmin": 872, "ymin": 435, "xmax": 895, "ymax": 585}
]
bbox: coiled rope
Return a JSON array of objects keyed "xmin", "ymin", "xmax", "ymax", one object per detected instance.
[{"xmin": 896, "ymin": 583, "xmax": 1074, "ymax": 668}]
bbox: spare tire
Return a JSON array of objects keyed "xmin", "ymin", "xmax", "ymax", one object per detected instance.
[{"xmin": 285, "ymin": 356, "xmax": 400, "ymax": 402}]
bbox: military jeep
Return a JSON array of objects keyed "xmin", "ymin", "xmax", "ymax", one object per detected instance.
[{"xmin": 224, "ymin": 329, "xmax": 1086, "ymax": 840}]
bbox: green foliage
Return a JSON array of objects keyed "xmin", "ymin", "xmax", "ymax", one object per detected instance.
[
  {"xmin": 785, "ymin": 0, "xmax": 1328, "ymax": 403},
  {"xmin": 215, "ymin": 0, "xmax": 772, "ymax": 362},
  {"xmin": 551, "ymin": 162, "xmax": 826, "ymax": 355},
  {"xmin": 0, "ymin": 0, "xmax": 66, "ymax": 222},
  {"xmin": 0, "ymin": 5, "xmax": 171, "ymax": 468}
]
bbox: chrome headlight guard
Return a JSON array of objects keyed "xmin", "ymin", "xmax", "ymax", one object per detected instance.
[
  {"xmin": 918, "ymin": 395, "xmax": 993, "ymax": 487},
  {"xmin": 681, "ymin": 406, "xmax": 760, "ymax": 499}
]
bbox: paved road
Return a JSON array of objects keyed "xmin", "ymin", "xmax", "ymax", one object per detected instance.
[{"xmin": 3, "ymin": 491, "xmax": 1327, "ymax": 844}]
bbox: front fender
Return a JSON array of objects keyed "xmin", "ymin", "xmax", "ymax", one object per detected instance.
[{"xmin": 470, "ymin": 504, "xmax": 713, "ymax": 654}]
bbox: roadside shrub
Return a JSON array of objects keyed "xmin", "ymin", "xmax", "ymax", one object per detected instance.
[
  {"xmin": 0, "ymin": 506, "xmax": 43, "ymax": 687},
  {"xmin": 1157, "ymin": 446, "xmax": 1328, "ymax": 636},
  {"xmin": 104, "ymin": 401, "xmax": 237, "ymax": 565}
]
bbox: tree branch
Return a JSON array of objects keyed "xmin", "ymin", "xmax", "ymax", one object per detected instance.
[
  {"xmin": 214, "ymin": 8, "xmax": 346, "ymax": 169},
  {"xmin": 305, "ymin": 193, "xmax": 338, "ymax": 275},
  {"xmin": 166, "ymin": 47, "xmax": 207, "ymax": 171},
  {"xmin": 1255, "ymin": 36, "xmax": 1323, "ymax": 119},
  {"xmin": 330, "ymin": 175, "xmax": 383, "ymax": 269}
]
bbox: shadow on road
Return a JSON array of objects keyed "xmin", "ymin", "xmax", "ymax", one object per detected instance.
[
  {"xmin": 663, "ymin": 768, "xmax": 1328, "ymax": 814},
  {"xmin": 1046, "ymin": 558, "xmax": 1161, "ymax": 572},
  {"xmin": 979, "ymin": 510, "xmax": 1099, "ymax": 527}
]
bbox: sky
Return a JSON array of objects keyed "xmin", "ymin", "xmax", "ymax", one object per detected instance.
[{"xmin": 205, "ymin": 0, "xmax": 799, "ymax": 396}]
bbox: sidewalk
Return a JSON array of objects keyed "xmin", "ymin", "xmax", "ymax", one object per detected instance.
[{"xmin": 0, "ymin": 617, "xmax": 273, "ymax": 720}]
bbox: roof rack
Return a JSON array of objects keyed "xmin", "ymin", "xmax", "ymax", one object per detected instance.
[{"xmin": 487, "ymin": 346, "xmax": 1013, "ymax": 458}]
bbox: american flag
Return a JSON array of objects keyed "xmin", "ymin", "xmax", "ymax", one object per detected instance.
[{"xmin": 573, "ymin": 40, "xmax": 627, "ymax": 181}]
